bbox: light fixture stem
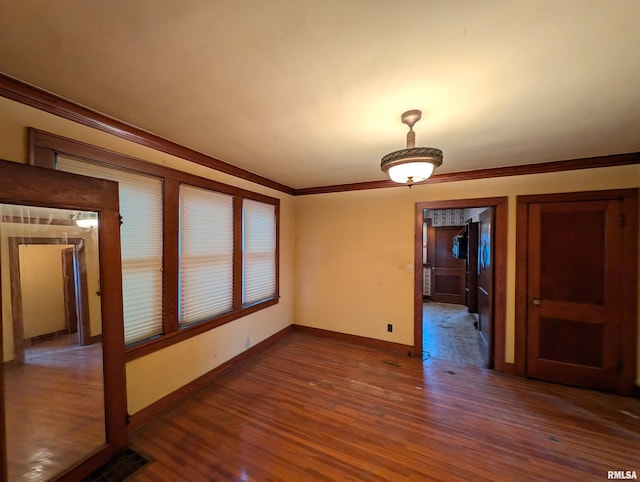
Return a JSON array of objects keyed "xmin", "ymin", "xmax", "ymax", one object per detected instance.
[{"xmin": 406, "ymin": 129, "xmax": 416, "ymax": 148}]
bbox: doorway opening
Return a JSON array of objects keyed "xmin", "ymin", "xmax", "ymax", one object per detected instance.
[
  {"xmin": 422, "ymin": 207, "xmax": 490, "ymax": 368},
  {"xmin": 8, "ymin": 237, "xmax": 95, "ymax": 367},
  {"xmin": 413, "ymin": 197, "xmax": 509, "ymax": 373}
]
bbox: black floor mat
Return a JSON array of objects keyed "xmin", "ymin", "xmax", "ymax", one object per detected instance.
[{"xmin": 82, "ymin": 448, "xmax": 150, "ymax": 481}]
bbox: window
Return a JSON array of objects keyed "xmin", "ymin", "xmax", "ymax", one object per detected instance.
[
  {"xmin": 243, "ymin": 199, "xmax": 276, "ymax": 305},
  {"xmin": 55, "ymin": 155, "xmax": 164, "ymax": 344},
  {"xmin": 179, "ymin": 185, "xmax": 233, "ymax": 324},
  {"xmin": 32, "ymin": 129, "xmax": 279, "ymax": 360}
]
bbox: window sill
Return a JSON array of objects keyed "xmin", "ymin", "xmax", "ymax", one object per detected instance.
[{"xmin": 124, "ymin": 297, "xmax": 279, "ymax": 362}]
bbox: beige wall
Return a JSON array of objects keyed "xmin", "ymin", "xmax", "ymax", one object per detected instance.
[
  {"xmin": 19, "ymin": 244, "xmax": 68, "ymax": 339},
  {"xmin": 294, "ymin": 165, "xmax": 640, "ymax": 383},
  {"xmin": 0, "ymin": 97, "xmax": 296, "ymax": 414}
]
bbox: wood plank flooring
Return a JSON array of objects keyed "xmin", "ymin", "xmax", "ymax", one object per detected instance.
[
  {"xmin": 422, "ymin": 302, "xmax": 487, "ymax": 367},
  {"xmin": 4, "ymin": 335, "xmax": 105, "ymax": 482},
  {"xmin": 130, "ymin": 332, "xmax": 640, "ymax": 481}
]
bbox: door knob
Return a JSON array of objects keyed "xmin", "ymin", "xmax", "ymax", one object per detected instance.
[{"xmin": 531, "ymin": 298, "xmax": 541, "ymax": 306}]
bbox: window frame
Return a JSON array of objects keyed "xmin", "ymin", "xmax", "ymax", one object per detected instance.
[
  {"xmin": 178, "ymin": 184, "xmax": 235, "ymax": 326},
  {"xmin": 56, "ymin": 154, "xmax": 165, "ymax": 345},
  {"xmin": 29, "ymin": 128, "xmax": 280, "ymax": 361},
  {"xmin": 242, "ymin": 198, "xmax": 278, "ymax": 307}
]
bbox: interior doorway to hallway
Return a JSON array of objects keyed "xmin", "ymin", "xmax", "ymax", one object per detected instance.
[
  {"xmin": 421, "ymin": 207, "xmax": 490, "ymax": 368},
  {"xmin": 413, "ymin": 197, "xmax": 509, "ymax": 373}
]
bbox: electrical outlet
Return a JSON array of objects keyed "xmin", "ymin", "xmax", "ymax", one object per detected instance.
[{"xmin": 387, "ymin": 324, "xmax": 393, "ymax": 333}]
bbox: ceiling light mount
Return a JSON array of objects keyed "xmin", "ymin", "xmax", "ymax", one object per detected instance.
[{"xmin": 381, "ymin": 109, "xmax": 443, "ymax": 187}]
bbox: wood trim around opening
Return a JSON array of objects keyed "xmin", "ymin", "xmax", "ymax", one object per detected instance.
[
  {"xmin": 8, "ymin": 237, "xmax": 93, "ymax": 365},
  {"xmin": 514, "ymin": 188, "xmax": 638, "ymax": 395},
  {"xmin": 28, "ymin": 128, "xmax": 282, "ymax": 362},
  {"xmin": 414, "ymin": 197, "xmax": 509, "ymax": 373},
  {"xmin": 0, "ymin": 159, "xmax": 128, "ymax": 481}
]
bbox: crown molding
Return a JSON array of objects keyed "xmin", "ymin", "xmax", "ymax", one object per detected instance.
[
  {"xmin": 0, "ymin": 73, "xmax": 295, "ymax": 195},
  {"xmin": 2, "ymin": 73, "xmax": 638, "ymax": 198},
  {"xmin": 294, "ymin": 152, "xmax": 640, "ymax": 195}
]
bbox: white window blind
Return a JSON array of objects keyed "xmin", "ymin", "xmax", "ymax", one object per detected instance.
[
  {"xmin": 242, "ymin": 199, "xmax": 276, "ymax": 305},
  {"xmin": 179, "ymin": 185, "xmax": 233, "ymax": 324},
  {"xmin": 56, "ymin": 155, "xmax": 164, "ymax": 344}
]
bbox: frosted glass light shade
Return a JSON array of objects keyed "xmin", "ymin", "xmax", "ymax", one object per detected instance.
[
  {"xmin": 380, "ymin": 146, "xmax": 443, "ymax": 186},
  {"xmin": 75, "ymin": 213, "xmax": 98, "ymax": 228},
  {"xmin": 387, "ymin": 162, "xmax": 435, "ymax": 184}
]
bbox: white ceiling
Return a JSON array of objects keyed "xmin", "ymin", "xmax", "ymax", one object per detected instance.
[{"xmin": 1, "ymin": 1, "xmax": 639, "ymax": 189}]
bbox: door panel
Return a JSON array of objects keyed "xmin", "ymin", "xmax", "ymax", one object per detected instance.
[
  {"xmin": 430, "ymin": 226, "xmax": 466, "ymax": 304},
  {"xmin": 62, "ymin": 247, "xmax": 79, "ymax": 336},
  {"xmin": 465, "ymin": 222, "xmax": 479, "ymax": 313},
  {"xmin": 526, "ymin": 200, "xmax": 622, "ymax": 391},
  {"xmin": 0, "ymin": 160, "xmax": 127, "ymax": 481},
  {"xmin": 477, "ymin": 209, "xmax": 493, "ymax": 366}
]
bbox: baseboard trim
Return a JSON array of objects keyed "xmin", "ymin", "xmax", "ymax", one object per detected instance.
[
  {"xmin": 293, "ymin": 325, "xmax": 413, "ymax": 355},
  {"xmin": 29, "ymin": 329, "xmax": 69, "ymax": 344},
  {"xmin": 497, "ymin": 362, "xmax": 515, "ymax": 375},
  {"xmin": 127, "ymin": 325, "xmax": 293, "ymax": 433}
]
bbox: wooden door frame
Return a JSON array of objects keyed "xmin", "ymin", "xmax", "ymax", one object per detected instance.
[
  {"xmin": 0, "ymin": 159, "xmax": 127, "ymax": 481},
  {"xmin": 477, "ymin": 208, "xmax": 495, "ymax": 366},
  {"xmin": 514, "ymin": 188, "xmax": 638, "ymax": 395},
  {"xmin": 414, "ymin": 197, "xmax": 509, "ymax": 373},
  {"xmin": 9, "ymin": 237, "xmax": 92, "ymax": 365}
]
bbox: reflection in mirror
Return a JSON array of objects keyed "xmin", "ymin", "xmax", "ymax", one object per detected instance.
[{"xmin": 1, "ymin": 203, "xmax": 105, "ymax": 481}]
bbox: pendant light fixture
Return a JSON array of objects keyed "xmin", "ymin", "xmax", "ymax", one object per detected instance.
[
  {"xmin": 380, "ymin": 109, "xmax": 443, "ymax": 187},
  {"xmin": 75, "ymin": 211, "xmax": 98, "ymax": 228}
]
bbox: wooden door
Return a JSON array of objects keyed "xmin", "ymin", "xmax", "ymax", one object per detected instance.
[
  {"xmin": 430, "ymin": 226, "xmax": 466, "ymax": 304},
  {"xmin": 526, "ymin": 199, "xmax": 624, "ymax": 391},
  {"xmin": 465, "ymin": 222, "xmax": 479, "ymax": 313},
  {"xmin": 61, "ymin": 247, "xmax": 79, "ymax": 337},
  {"xmin": 477, "ymin": 209, "xmax": 493, "ymax": 366}
]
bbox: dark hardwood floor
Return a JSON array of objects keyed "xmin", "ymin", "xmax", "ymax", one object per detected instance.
[
  {"xmin": 130, "ymin": 332, "xmax": 640, "ymax": 481},
  {"xmin": 4, "ymin": 335, "xmax": 105, "ymax": 481}
]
